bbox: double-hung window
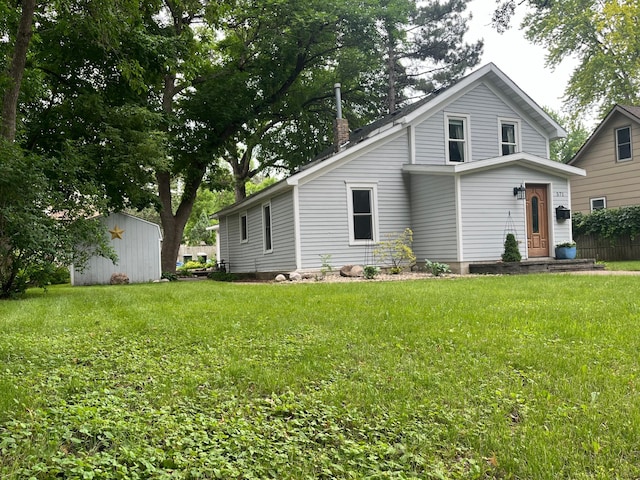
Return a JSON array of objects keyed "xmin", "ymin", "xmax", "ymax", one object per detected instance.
[
  {"xmin": 346, "ymin": 183, "xmax": 378, "ymax": 245},
  {"xmin": 445, "ymin": 114, "xmax": 470, "ymax": 163},
  {"xmin": 263, "ymin": 203, "xmax": 272, "ymax": 253},
  {"xmin": 240, "ymin": 212, "xmax": 248, "ymax": 243},
  {"xmin": 499, "ymin": 119, "xmax": 520, "ymax": 155},
  {"xmin": 616, "ymin": 126, "xmax": 632, "ymax": 162}
]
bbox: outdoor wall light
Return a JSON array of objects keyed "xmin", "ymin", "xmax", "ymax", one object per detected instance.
[{"xmin": 513, "ymin": 185, "xmax": 526, "ymax": 200}]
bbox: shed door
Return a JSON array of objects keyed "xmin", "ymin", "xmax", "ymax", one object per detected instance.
[{"xmin": 526, "ymin": 185, "xmax": 549, "ymax": 257}]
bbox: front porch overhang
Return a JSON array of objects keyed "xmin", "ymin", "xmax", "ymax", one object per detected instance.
[{"xmin": 403, "ymin": 153, "xmax": 586, "ymax": 178}]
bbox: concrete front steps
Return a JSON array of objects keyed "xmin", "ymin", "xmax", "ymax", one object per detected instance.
[{"xmin": 469, "ymin": 258, "xmax": 605, "ymax": 275}]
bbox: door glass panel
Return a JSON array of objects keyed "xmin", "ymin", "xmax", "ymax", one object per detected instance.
[{"xmin": 532, "ymin": 196, "xmax": 539, "ymax": 233}]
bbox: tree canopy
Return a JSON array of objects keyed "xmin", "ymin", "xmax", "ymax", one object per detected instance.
[
  {"xmin": 493, "ymin": 0, "xmax": 640, "ymax": 118},
  {"xmin": 1, "ymin": 0, "xmax": 482, "ymax": 288}
]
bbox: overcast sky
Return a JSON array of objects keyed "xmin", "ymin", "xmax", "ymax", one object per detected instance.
[{"xmin": 465, "ymin": 0, "xmax": 577, "ymax": 117}]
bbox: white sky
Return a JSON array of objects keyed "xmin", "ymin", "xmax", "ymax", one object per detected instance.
[{"xmin": 465, "ymin": 0, "xmax": 577, "ymax": 117}]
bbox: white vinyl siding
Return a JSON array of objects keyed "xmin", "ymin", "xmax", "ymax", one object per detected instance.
[
  {"xmin": 224, "ymin": 192, "xmax": 296, "ymax": 273},
  {"xmin": 409, "ymin": 175, "xmax": 458, "ymax": 261},
  {"xmin": 459, "ymin": 165, "xmax": 570, "ymax": 261},
  {"xmin": 297, "ymin": 133, "xmax": 411, "ymax": 269},
  {"xmin": 414, "ymin": 83, "xmax": 548, "ymax": 164}
]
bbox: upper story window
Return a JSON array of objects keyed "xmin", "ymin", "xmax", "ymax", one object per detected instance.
[
  {"xmin": 499, "ymin": 118, "xmax": 520, "ymax": 155},
  {"xmin": 346, "ymin": 183, "xmax": 378, "ymax": 245},
  {"xmin": 591, "ymin": 197, "xmax": 606, "ymax": 212},
  {"xmin": 263, "ymin": 203, "xmax": 272, "ymax": 253},
  {"xmin": 240, "ymin": 212, "xmax": 248, "ymax": 243},
  {"xmin": 616, "ymin": 126, "xmax": 632, "ymax": 162},
  {"xmin": 445, "ymin": 114, "xmax": 470, "ymax": 163}
]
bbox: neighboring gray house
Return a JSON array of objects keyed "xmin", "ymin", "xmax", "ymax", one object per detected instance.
[
  {"xmin": 568, "ymin": 105, "xmax": 640, "ymax": 213},
  {"xmin": 71, "ymin": 212, "xmax": 162, "ymax": 285},
  {"xmin": 213, "ymin": 63, "xmax": 586, "ymax": 274}
]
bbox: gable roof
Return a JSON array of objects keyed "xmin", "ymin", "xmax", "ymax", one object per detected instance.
[
  {"xmin": 214, "ymin": 63, "xmax": 566, "ymax": 218},
  {"xmin": 568, "ymin": 104, "xmax": 640, "ymax": 165}
]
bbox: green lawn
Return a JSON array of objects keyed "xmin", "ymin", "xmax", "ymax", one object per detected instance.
[
  {"xmin": 1, "ymin": 275, "xmax": 639, "ymax": 479},
  {"xmin": 604, "ymin": 260, "xmax": 640, "ymax": 271}
]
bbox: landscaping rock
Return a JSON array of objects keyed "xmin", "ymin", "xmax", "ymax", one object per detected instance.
[
  {"xmin": 289, "ymin": 272, "xmax": 302, "ymax": 282},
  {"xmin": 275, "ymin": 274, "xmax": 287, "ymax": 282},
  {"xmin": 110, "ymin": 273, "xmax": 129, "ymax": 285},
  {"xmin": 340, "ymin": 264, "xmax": 364, "ymax": 277}
]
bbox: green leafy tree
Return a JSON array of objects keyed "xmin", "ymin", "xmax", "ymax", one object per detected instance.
[
  {"xmin": 492, "ymin": 0, "xmax": 640, "ymax": 118},
  {"xmin": 545, "ymin": 107, "xmax": 590, "ymax": 163}
]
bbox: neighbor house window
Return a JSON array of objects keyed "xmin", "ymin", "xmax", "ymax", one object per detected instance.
[
  {"xmin": 346, "ymin": 183, "xmax": 378, "ymax": 244},
  {"xmin": 263, "ymin": 203, "xmax": 272, "ymax": 252},
  {"xmin": 590, "ymin": 197, "xmax": 606, "ymax": 212},
  {"xmin": 445, "ymin": 114, "xmax": 470, "ymax": 163},
  {"xmin": 499, "ymin": 119, "xmax": 520, "ymax": 155},
  {"xmin": 616, "ymin": 126, "xmax": 632, "ymax": 161},
  {"xmin": 240, "ymin": 212, "xmax": 248, "ymax": 243}
]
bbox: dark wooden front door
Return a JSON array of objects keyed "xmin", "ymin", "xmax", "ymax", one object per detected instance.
[{"xmin": 526, "ymin": 185, "xmax": 549, "ymax": 257}]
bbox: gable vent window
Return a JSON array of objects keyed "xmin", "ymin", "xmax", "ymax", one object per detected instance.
[{"xmin": 616, "ymin": 126, "xmax": 632, "ymax": 162}]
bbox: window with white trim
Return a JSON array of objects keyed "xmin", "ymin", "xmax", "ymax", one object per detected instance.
[
  {"xmin": 499, "ymin": 119, "xmax": 520, "ymax": 155},
  {"xmin": 346, "ymin": 183, "xmax": 378, "ymax": 244},
  {"xmin": 616, "ymin": 126, "xmax": 632, "ymax": 161},
  {"xmin": 445, "ymin": 114, "xmax": 470, "ymax": 163},
  {"xmin": 263, "ymin": 203, "xmax": 272, "ymax": 252},
  {"xmin": 240, "ymin": 212, "xmax": 248, "ymax": 243},
  {"xmin": 590, "ymin": 197, "xmax": 606, "ymax": 212}
]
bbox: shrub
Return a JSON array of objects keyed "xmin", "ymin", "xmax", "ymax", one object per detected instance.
[
  {"xmin": 363, "ymin": 265, "xmax": 380, "ymax": 279},
  {"xmin": 373, "ymin": 228, "xmax": 416, "ymax": 273},
  {"xmin": 501, "ymin": 233, "xmax": 521, "ymax": 262},
  {"xmin": 424, "ymin": 259, "xmax": 451, "ymax": 276},
  {"xmin": 573, "ymin": 206, "xmax": 640, "ymax": 240},
  {"xmin": 161, "ymin": 271, "xmax": 178, "ymax": 282},
  {"xmin": 319, "ymin": 254, "xmax": 333, "ymax": 276}
]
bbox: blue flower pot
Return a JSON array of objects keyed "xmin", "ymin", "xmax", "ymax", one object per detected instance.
[{"xmin": 555, "ymin": 246, "xmax": 577, "ymax": 260}]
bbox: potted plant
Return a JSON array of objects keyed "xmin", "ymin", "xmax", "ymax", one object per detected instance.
[{"xmin": 555, "ymin": 241, "xmax": 577, "ymax": 260}]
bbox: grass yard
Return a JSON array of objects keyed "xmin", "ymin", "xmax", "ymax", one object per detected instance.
[
  {"xmin": 0, "ymin": 275, "xmax": 639, "ymax": 479},
  {"xmin": 604, "ymin": 260, "xmax": 640, "ymax": 271}
]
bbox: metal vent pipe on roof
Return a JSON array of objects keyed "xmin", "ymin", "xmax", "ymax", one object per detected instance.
[{"xmin": 334, "ymin": 83, "xmax": 342, "ymax": 119}]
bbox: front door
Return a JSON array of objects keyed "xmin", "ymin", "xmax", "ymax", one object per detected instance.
[{"xmin": 526, "ymin": 184, "xmax": 549, "ymax": 257}]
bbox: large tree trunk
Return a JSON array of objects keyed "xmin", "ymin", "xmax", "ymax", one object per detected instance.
[{"xmin": 0, "ymin": 0, "xmax": 36, "ymax": 142}]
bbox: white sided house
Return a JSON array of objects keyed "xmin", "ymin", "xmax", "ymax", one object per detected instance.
[
  {"xmin": 71, "ymin": 212, "xmax": 162, "ymax": 285},
  {"xmin": 213, "ymin": 63, "xmax": 586, "ymax": 275}
]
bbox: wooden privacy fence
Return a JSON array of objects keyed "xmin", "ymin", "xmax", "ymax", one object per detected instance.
[{"xmin": 575, "ymin": 234, "xmax": 640, "ymax": 261}]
